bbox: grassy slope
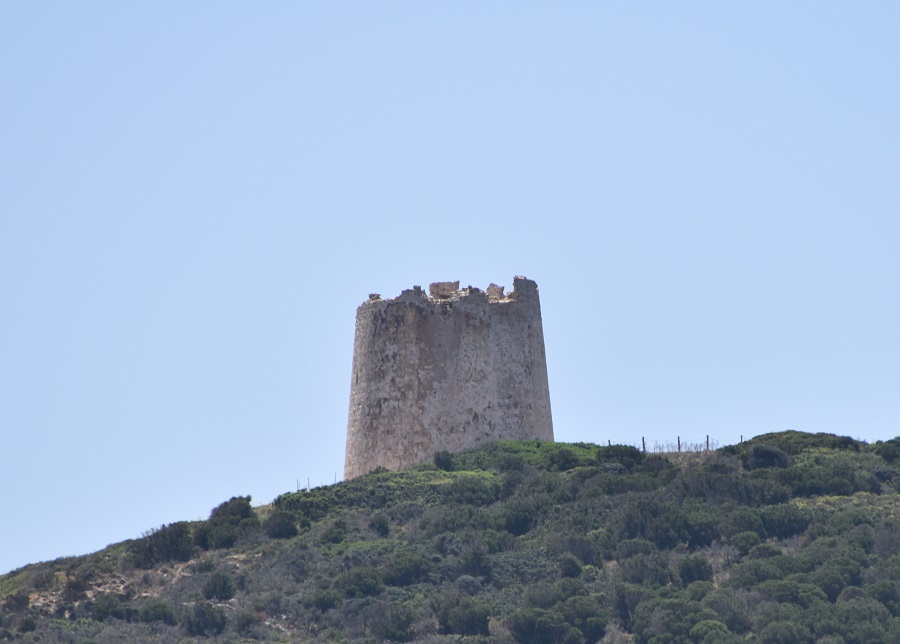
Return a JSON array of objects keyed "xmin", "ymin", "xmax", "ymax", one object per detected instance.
[{"xmin": 2, "ymin": 432, "xmax": 900, "ymax": 643}]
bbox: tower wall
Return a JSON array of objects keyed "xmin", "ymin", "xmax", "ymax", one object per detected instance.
[{"xmin": 344, "ymin": 276, "xmax": 553, "ymax": 479}]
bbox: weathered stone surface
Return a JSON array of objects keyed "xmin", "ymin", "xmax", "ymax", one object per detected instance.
[
  {"xmin": 344, "ymin": 276, "xmax": 554, "ymax": 479},
  {"xmin": 486, "ymin": 283, "xmax": 504, "ymax": 299},
  {"xmin": 428, "ymin": 281, "xmax": 460, "ymax": 299}
]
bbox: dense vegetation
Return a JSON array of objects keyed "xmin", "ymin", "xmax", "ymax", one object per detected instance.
[{"xmin": 2, "ymin": 431, "xmax": 900, "ymax": 643}]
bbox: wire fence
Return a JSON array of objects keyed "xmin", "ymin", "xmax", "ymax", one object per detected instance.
[{"xmin": 601, "ymin": 435, "xmax": 734, "ymax": 454}]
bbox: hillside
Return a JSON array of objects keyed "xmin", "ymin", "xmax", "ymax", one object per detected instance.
[{"xmin": 2, "ymin": 432, "xmax": 900, "ymax": 643}]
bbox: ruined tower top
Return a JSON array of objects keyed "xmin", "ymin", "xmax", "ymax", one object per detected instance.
[{"xmin": 344, "ymin": 276, "xmax": 553, "ymax": 479}]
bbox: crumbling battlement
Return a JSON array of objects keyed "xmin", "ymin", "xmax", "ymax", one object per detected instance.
[
  {"xmin": 344, "ymin": 276, "xmax": 554, "ymax": 479},
  {"xmin": 369, "ymin": 277, "xmax": 531, "ymax": 305}
]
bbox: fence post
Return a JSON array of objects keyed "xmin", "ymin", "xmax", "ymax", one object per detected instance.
[
  {"xmin": 642, "ymin": 437, "xmax": 646, "ymax": 453},
  {"xmin": 677, "ymin": 436, "xmax": 681, "ymax": 452},
  {"xmin": 706, "ymin": 435, "xmax": 709, "ymax": 451}
]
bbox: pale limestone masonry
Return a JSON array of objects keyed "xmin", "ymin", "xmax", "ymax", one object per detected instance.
[{"xmin": 344, "ymin": 276, "xmax": 554, "ymax": 479}]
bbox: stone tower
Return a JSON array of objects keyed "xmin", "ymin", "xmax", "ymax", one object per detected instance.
[{"xmin": 344, "ymin": 276, "xmax": 553, "ymax": 479}]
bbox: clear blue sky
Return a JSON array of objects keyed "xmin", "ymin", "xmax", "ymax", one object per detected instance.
[{"xmin": 2, "ymin": 3, "xmax": 898, "ymax": 575}]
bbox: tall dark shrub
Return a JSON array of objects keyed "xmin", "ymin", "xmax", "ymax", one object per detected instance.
[
  {"xmin": 139, "ymin": 598, "xmax": 177, "ymax": 625},
  {"xmin": 744, "ymin": 445, "xmax": 791, "ymax": 470},
  {"xmin": 678, "ymin": 555, "xmax": 714, "ymax": 585},
  {"xmin": 129, "ymin": 522, "xmax": 193, "ymax": 568},
  {"xmin": 196, "ymin": 495, "xmax": 259, "ymax": 550},
  {"xmin": 91, "ymin": 593, "xmax": 124, "ymax": 621},
  {"xmin": 433, "ymin": 591, "xmax": 490, "ymax": 636},
  {"xmin": 203, "ymin": 571, "xmax": 236, "ymax": 601},
  {"xmin": 263, "ymin": 511, "xmax": 298, "ymax": 539},
  {"xmin": 434, "ymin": 451, "xmax": 455, "ymax": 471},
  {"xmin": 507, "ymin": 607, "xmax": 579, "ymax": 644},
  {"xmin": 597, "ymin": 445, "xmax": 644, "ymax": 469},
  {"xmin": 210, "ymin": 496, "xmax": 254, "ymax": 523},
  {"xmin": 184, "ymin": 602, "xmax": 227, "ymax": 637}
]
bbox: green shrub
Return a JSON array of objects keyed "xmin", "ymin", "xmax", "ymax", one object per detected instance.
[
  {"xmin": 700, "ymin": 589, "xmax": 752, "ymax": 633},
  {"xmin": 631, "ymin": 597, "xmax": 718, "ymax": 643},
  {"xmin": 546, "ymin": 448, "xmax": 582, "ymax": 471},
  {"xmin": 423, "ymin": 503, "xmax": 488, "ymax": 536},
  {"xmin": 690, "ymin": 619, "xmax": 740, "ymax": 644},
  {"xmin": 307, "ymin": 588, "xmax": 342, "ymax": 611},
  {"xmin": 681, "ymin": 501, "xmax": 723, "ymax": 547},
  {"xmin": 726, "ymin": 559, "xmax": 785, "ymax": 589},
  {"xmin": 195, "ymin": 495, "xmax": 260, "ymax": 550},
  {"xmin": 744, "ymin": 445, "xmax": 791, "ymax": 470},
  {"xmin": 524, "ymin": 583, "xmax": 562, "ymax": 609},
  {"xmin": 498, "ymin": 453, "xmax": 527, "ymax": 472},
  {"xmin": 745, "ymin": 477, "xmax": 792, "ymax": 505},
  {"xmin": 434, "ymin": 451, "xmax": 455, "ymax": 471},
  {"xmin": 203, "ymin": 571, "xmax": 236, "ymax": 601},
  {"xmin": 865, "ymin": 579, "xmax": 900, "ymax": 616},
  {"xmin": 2, "ymin": 591, "xmax": 29, "ymax": 613},
  {"xmin": 731, "ymin": 531, "xmax": 762, "ymax": 555},
  {"xmin": 369, "ymin": 512, "xmax": 390, "ymax": 536},
  {"xmin": 812, "ymin": 564, "xmax": 855, "ymax": 602},
  {"xmin": 757, "ymin": 579, "xmax": 826, "ymax": 608},
  {"xmin": 507, "ymin": 607, "xmax": 580, "ymax": 644},
  {"xmin": 139, "ymin": 597, "xmax": 177, "ymax": 625},
  {"xmin": 547, "ymin": 533, "xmax": 598, "ymax": 565},
  {"xmin": 128, "ymin": 522, "xmax": 194, "ymax": 568},
  {"xmin": 686, "ymin": 581, "xmax": 715, "ymax": 602},
  {"xmin": 558, "ymin": 555, "xmax": 582, "ymax": 578},
  {"xmin": 17, "ymin": 616, "xmax": 37, "ymax": 634},
  {"xmin": 615, "ymin": 538, "xmax": 657, "ymax": 560},
  {"xmin": 336, "ymin": 567, "xmax": 384, "ymax": 598},
  {"xmin": 369, "ymin": 601, "xmax": 415, "ymax": 641},
  {"xmin": 458, "ymin": 543, "xmax": 491, "ymax": 577},
  {"xmin": 609, "ymin": 497, "xmax": 686, "ymax": 549},
  {"xmin": 529, "ymin": 579, "xmax": 586, "ymax": 610},
  {"xmin": 382, "ymin": 553, "xmax": 433, "ymax": 586},
  {"xmin": 614, "ymin": 584, "xmax": 671, "ymax": 629},
  {"xmin": 263, "ymin": 511, "xmax": 298, "ymax": 539},
  {"xmin": 749, "ymin": 543, "xmax": 782, "ymax": 559},
  {"xmin": 210, "ymin": 496, "xmax": 254, "ymax": 523},
  {"xmin": 618, "ymin": 552, "xmax": 673, "ymax": 585},
  {"xmin": 722, "ymin": 508, "xmax": 766, "ymax": 539},
  {"xmin": 441, "ymin": 475, "xmax": 500, "ymax": 505},
  {"xmin": 873, "ymin": 437, "xmax": 900, "ymax": 464},
  {"xmin": 184, "ymin": 602, "xmax": 227, "ymax": 637},
  {"xmin": 744, "ymin": 431, "xmax": 861, "ymax": 456},
  {"xmin": 433, "ymin": 591, "xmax": 490, "ymax": 636},
  {"xmin": 504, "ymin": 499, "xmax": 539, "ymax": 536},
  {"xmin": 760, "ymin": 503, "xmax": 810, "ymax": 539},
  {"xmin": 91, "ymin": 592, "xmax": 125, "ymax": 621},
  {"xmin": 193, "ymin": 522, "xmax": 213, "ymax": 549},
  {"xmin": 834, "ymin": 596, "xmax": 891, "ymax": 642},
  {"xmin": 206, "ymin": 525, "xmax": 239, "ymax": 549},
  {"xmin": 678, "ymin": 555, "xmax": 713, "ymax": 585},
  {"xmin": 757, "ymin": 620, "xmax": 811, "ymax": 644},
  {"xmin": 559, "ymin": 594, "xmax": 608, "ymax": 641},
  {"xmin": 234, "ymin": 607, "xmax": 261, "ymax": 635},
  {"xmin": 597, "ymin": 445, "xmax": 644, "ymax": 469},
  {"xmin": 321, "ymin": 519, "xmax": 348, "ymax": 544}
]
